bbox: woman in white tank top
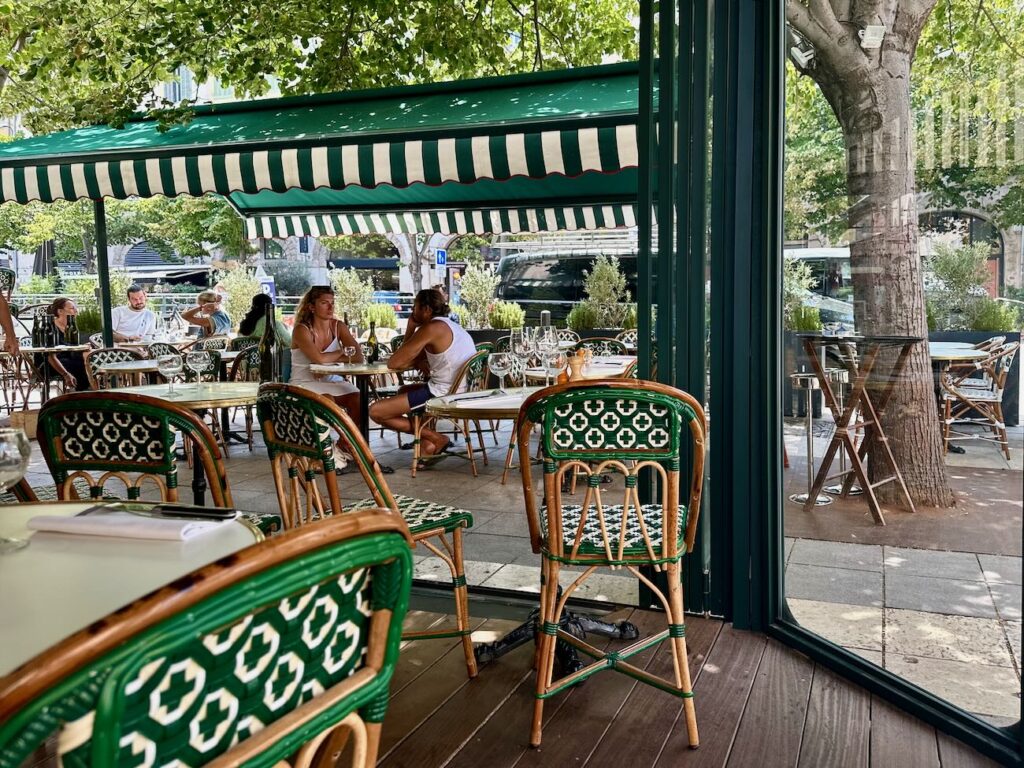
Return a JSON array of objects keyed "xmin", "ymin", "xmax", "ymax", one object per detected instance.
[
  {"xmin": 368, "ymin": 289, "xmax": 477, "ymax": 464},
  {"xmin": 290, "ymin": 286, "xmax": 361, "ymax": 418}
]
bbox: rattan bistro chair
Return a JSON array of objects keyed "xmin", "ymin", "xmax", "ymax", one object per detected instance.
[
  {"xmin": 36, "ymin": 391, "xmax": 233, "ymax": 506},
  {"xmin": 574, "ymin": 337, "xmax": 629, "ymax": 356},
  {"xmin": 941, "ymin": 341, "xmax": 1020, "ymax": 459},
  {"xmin": 257, "ymin": 383, "xmax": 478, "ymax": 679},
  {"xmin": 83, "ymin": 347, "xmax": 145, "ymax": 390},
  {"xmin": 0, "ymin": 512, "xmax": 414, "ymax": 768},
  {"xmin": 516, "ymin": 379, "xmax": 707, "ymax": 748}
]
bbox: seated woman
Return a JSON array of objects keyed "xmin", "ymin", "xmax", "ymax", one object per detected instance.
[
  {"xmin": 181, "ymin": 291, "xmax": 232, "ymax": 338},
  {"xmin": 46, "ymin": 297, "xmax": 90, "ymax": 392},
  {"xmin": 290, "ymin": 285, "xmax": 363, "ymax": 424},
  {"xmin": 238, "ymin": 293, "xmax": 292, "ymax": 381}
]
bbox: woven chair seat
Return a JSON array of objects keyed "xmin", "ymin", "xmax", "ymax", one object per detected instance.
[
  {"xmin": 345, "ymin": 494, "xmax": 473, "ymax": 535},
  {"xmin": 540, "ymin": 502, "xmax": 688, "ymax": 558},
  {"xmin": 942, "ymin": 386, "xmax": 1002, "ymax": 403}
]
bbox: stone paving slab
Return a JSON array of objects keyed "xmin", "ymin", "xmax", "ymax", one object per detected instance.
[
  {"xmin": 885, "ymin": 573, "xmax": 997, "ymax": 618},
  {"xmin": 883, "ymin": 546, "xmax": 985, "ymax": 582},
  {"xmin": 988, "ymin": 582, "xmax": 1023, "ymax": 621},
  {"xmin": 886, "ymin": 654, "xmax": 1021, "ymax": 720},
  {"xmin": 885, "ymin": 608, "xmax": 1013, "ymax": 667},
  {"xmin": 787, "ymin": 598, "xmax": 882, "ymax": 650},
  {"xmin": 979, "ymin": 554, "xmax": 1023, "ymax": 585},
  {"xmin": 789, "ymin": 539, "xmax": 883, "ymax": 572},
  {"xmin": 785, "ymin": 563, "xmax": 883, "ymax": 607}
]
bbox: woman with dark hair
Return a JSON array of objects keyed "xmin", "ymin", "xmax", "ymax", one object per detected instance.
[
  {"xmin": 239, "ymin": 292, "xmax": 292, "ymax": 381},
  {"xmin": 46, "ymin": 297, "xmax": 90, "ymax": 391}
]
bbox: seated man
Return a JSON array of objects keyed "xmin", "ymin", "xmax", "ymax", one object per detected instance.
[
  {"xmin": 370, "ymin": 288, "xmax": 476, "ymax": 462},
  {"xmin": 110, "ymin": 284, "xmax": 156, "ymax": 342}
]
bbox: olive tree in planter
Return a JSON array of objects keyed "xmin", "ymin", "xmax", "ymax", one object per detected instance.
[
  {"xmin": 565, "ymin": 255, "xmax": 635, "ymax": 338},
  {"xmin": 783, "ymin": 257, "xmax": 823, "ymax": 417}
]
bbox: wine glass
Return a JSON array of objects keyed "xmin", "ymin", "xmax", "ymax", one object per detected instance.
[
  {"xmin": 488, "ymin": 352, "xmax": 510, "ymax": 392},
  {"xmin": 544, "ymin": 351, "xmax": 567, "ymax": 388},
  {"xmin": 511, "ymin": 328, "xmax": 533, "ymax": 368},
  {"xmin": 185, "ymin": 350, "xmax": 210, "ymax": 391},
  {"xmin": 157, "ymin": 354, "xmax": 183, "ymax": 395},
  {"xmin": 0, "ymin": 428, "xmax": 32, "ymax": 554},
  {"xmin": 343, "ymin": 345, "xmax": 357, "ymax": 363}
]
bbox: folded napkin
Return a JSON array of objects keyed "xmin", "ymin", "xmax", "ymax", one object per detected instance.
[{"xmin": 27, "ymin": 511, "xmax": 230, "ymax": 541}]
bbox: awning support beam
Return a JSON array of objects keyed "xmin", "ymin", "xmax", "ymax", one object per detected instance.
[{"xmin": 94, "ymin": 200, "xmax": 113, "ymax": 347}]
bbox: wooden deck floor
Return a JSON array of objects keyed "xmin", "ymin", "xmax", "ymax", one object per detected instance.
[{"xmin": 375, "ymin": 609, "xmax": 1003, "ymax": 768}]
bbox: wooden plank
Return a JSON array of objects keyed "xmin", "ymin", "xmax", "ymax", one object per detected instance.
[
  {"xmin": 935, "ymin": 731, "xmax": 1003, "ymax": 768},
  {"xmin": 653, "ymin": 625, "xmax": 768, "ymax": 768},
  {"xmin": 869, "ymin": 697, "xmax": 940, "ymax": 768},
  {"xmin": 583, "ymin": 615, "xmax": 723, "ymax": 768},
  {"xmin": 796, "ymin": 666, "xmax": 870, "ymax": 768},
  {"xmin": 378, "ymin": 617, "xmax": 521, "ymax": 760},
  {"xmin": 388, "ymin": 615, "xmax": 490, "ymax": 697},
  {"xmin": 517, "ymin": 610, "xmax": 673, "ymax": 767},
  {"xmin": 444, "ymin": 609, "xmax": 640, "ymax": 768},
  {"xmin": 725, "ymin": 640, "xmax": 815, "ymax": 768},
  {"xmin": 379, "ymin": 634, "xmax": 535, "ymax": 767}
]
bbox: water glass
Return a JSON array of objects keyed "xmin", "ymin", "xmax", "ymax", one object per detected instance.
[
  {"xmin": 185, "ymin": 351, "xmax": 211, "ymax": 390},
  {"xmin": 0, "ymin": 428, "xmax": 31, "ymax": 554},
  {"xmin": 488, "ymin": 352, "xmax": 510, "ymax": 392},
  {"xmin": 343, "ymin": 345, "xmax": 357, "ymax": 363},
  {"xmin": 157, "ymin": 354, "xmax": 183, "ymax": 394}
]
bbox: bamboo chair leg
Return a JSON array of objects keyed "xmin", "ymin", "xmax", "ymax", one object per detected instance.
[
  {"xmin": 363, "ymin": 722, "xmax": 383, "ymax": 768},
  {"xmin": 942, "ymin": 398, "xmax": 953, "ymax": 453},
  {"xmin": 996, "ymin": 403, "xmax": 1010, "ymax": 459},
  {"xmin": 666, "ymin": 562, "xmax": 699, "ymax": 748},
  {"xmin": 461, "ymin": 420, "xmax": 478, "ymax": 476},
  {"xmin": 411, "ymin": 414, "xmax": 422, "ymax": 478},
  {"xmin": 473, "ymin": 419, "xmax": 489, "ymax": 464},
  {"xmin": 531, "ymin": 557, "xmax": 560, "ymax": 748},
  {"xmin": 449, "ymin": 527, "xmax": 478, "ymax": 678},
  {"xmin": 501, "ymin": 431, "xmax": 517, "ymax": 485}
]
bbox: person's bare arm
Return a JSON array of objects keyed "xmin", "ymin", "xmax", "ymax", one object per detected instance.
[
  {"xmin": 293, "ymin": 324, "xmax": 348, "ymax": 365},
  {"xmin": 181, "ymin": 305, "xmax": 213, "ymax": 332},
  {"xmin": 388, "ymin": 322, "xmax": 447, "ymax": 372},
  {"xmin": 47, "ymin": 353, "xmax": 76, "ymax": 390},
  {"xmin": 0, "ymin": 295, "xmax": 18, "ymax": 354}
]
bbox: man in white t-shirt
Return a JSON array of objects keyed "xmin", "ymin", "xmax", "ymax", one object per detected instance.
[{"xmin": 110, "ymin": 284, "xmax": 156, "ymax": 342}]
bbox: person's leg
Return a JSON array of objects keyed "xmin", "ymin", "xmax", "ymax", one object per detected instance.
[{"xmin": 369, "ymin": 386, "xmax": 449, "ymax": 454}]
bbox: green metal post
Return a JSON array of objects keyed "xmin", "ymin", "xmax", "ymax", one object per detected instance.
[{"xmin": 94, "ymin": 200, "xmax": 114, "ymax": 347}]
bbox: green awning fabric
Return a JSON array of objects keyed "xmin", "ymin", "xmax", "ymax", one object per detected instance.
[
  {"xmin": 0, "ymin": 63, "xmax": 639, "ymax": 211},
  {"xmin": 245, "ymin": 204, "xmax": 638, "ymax": 237}
]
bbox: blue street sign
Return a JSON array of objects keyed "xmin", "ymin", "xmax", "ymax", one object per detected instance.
[{"xmin": 435, "ymin": 248, "xmax": 447, "ymax": 266}]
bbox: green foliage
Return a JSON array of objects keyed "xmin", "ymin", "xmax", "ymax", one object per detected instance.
[
  {"xmin": 925, "ymin": 242, "xmax": 992, "ymax": 328},
  {"xmin": 487, "ymin": 300, "xmax": 526, "ymax": 330},
  {"xmin": 263, "ymin": 259, "xmax": 311, "ymax": 295},
  {"xmin": 448, "ymin": 304, "xmax": 469, "ymax": 327},
  {"xmin": 328, "ymin": 266, "xmax": 374, "ymax": 324},
  {"xmin": 789, "ymin": 306, "xmax": 822, "ymax": 332},
  {"xmin": 566, "ymin": 302, "xmax": 601, "ymax": 331},
  {"xmin": 967, "ymin": 299, "xmax": 1021, "ymax": 331},
  {"xmin": 73, "ymin": 306, "xmax": 102, "ymax": 336},
  {"xmin": 782, "ymin": 257, "xmax": 817, "ymax": 327},
  {"xmin": 106, "ymin": 270, "xmax": 137, "ymax": 307},
  {"xmin": 457, "ymin": 264, "xmax": 500, "ymax": 329},
  {"xmin": 214, "ymin": 266, "xmax": 260, "ymax": 327},
  {"xmin": 364, "ymin": 302, "xmax": 398, "ymax": 330},
  {"xmin": 582, "ymin": 255, "xmax": 629, "ymax": 327},
  {"xmin": 14, "ymin": 274, "xmax": 56, "ymax": 294},
  {"xmin": 447, "ymin": 235, "xmax": 488, "ymax": 267},
  {"xmin": 0, "ymin": 1, "xmax": 638, "ymax": 133},
  {"xmin": 621, "ymin": 303, "xmax": 638, "ymax": 330},
  {"xmin": 319, "ymin": 235, "xmax": 397, "ymax": 259}
]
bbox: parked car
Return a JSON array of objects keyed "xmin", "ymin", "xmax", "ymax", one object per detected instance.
[{"xmin": 494, "ymin": 252, "xmax": 638, "ymax": 322}]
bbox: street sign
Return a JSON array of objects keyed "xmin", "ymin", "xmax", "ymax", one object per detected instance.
[
  {"xmin": 435, "ymin": 248, "xmax": 447, "ymax": 266},
  {"xmin": 259, "ymin": 276, "xmax": 277, "ymax": 302}
]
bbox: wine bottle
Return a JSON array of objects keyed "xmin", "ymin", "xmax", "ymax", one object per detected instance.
[
  {"xmin": 367, "ymin": 321, "xmax": 379, "ymax": 363},
  {"xmin": 32, "ymin": 310, "xmax": 44, "ymax": 347},
  {"xmin": 65, "ymin": 315, "xmax": 79, "ymax": 345},
  {"xmin": 257, "ymin": 302, "xmax": 279, "ymax": 382},
  {"xmin": 43, "ymin": 314, "xmax": 57, "ymax": 348}
]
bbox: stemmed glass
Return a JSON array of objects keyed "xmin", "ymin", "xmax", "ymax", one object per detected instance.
[
  {"xmin": 488, "ymin": 352, "xmax": 510, "ymax": 392},
  {"xmin": 185, "ymin": 350, "xmax": 211, "ymax": 391},
  {"xmin": 343, "ymin": 345, "xmax": 357, "ymax": 364},
  {"xmin": 544, "ymin": 351, "xmax": 567, "ymax": 388},
  {"xmin": 157, "ymin": 354, "xmax": 183, "ymax": 395},
  {"xmin": 0, "ymin": 428, "xmax": 32, "ymax": 554},
  {"xmin": 510, "ymin": 327, "xmax": 533, "ymax": 373}
]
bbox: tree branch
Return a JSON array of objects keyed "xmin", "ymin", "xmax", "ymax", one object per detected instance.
[{"xmin": 979, "ymin": 0, "xmax": 1024, "ymax": 59}]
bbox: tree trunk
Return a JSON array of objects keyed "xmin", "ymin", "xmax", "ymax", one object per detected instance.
[{"xmin": 814, "ymin": 46, "xmax": 954, "ymax": 507}]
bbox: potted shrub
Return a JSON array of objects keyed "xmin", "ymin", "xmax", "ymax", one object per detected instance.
[
  {"xmin": 487, "ymin": 300, "xmax": 526, "ymax": 331},
  {"xmin": 782, "ymin": 257, "xmax": 824, "ymax": 417}
]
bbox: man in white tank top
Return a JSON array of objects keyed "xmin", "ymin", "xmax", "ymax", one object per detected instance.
[{"xmin": 369, "ymin": 288, "xmax": 477, "ymax": 464}]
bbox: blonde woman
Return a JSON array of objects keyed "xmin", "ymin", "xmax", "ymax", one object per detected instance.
[
  {"xmin": 291, "ymin": 285, "xmax": 363, "ymax": 418},
  {"xmin": 182, "ymin": 290, "xmax": 232, "ymax": 337}
]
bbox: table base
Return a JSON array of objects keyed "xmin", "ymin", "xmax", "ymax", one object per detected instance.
[
  {"xmin": 825, "ymin": 483, "xmax": 863, "ymax": 496},
  {"xmin": 789, "ymin": 492, "xmax": 833, "ymax": 506}
]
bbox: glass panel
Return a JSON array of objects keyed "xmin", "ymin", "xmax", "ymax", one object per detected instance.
[{"xmin": 782, "ymin": 0, "xmax": 1022, "ymax": 726}]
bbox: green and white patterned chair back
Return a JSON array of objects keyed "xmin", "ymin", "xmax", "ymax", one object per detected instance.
[
  {"xmin": 183, "ymin": 350, "xmax": 222, "ymax": 382},
  {"xmin": 231, "ymin": 346, "xmax": 262, "ymax": 382},
  {"xmin": 518, "ymin": 380, "xmax": 706, "ymax": 565},
  {"xmin": 615, "ymin": 329, "xmax": 639, "ymax": 347},
  {"xmin": 146, "ymin": 341, "xmax": 181, "ymax": 360},
  {"xmin": 257, "ymin": 384, "xmax": 395, "ymax": 528},
  {"xmin": 194, "ymin": 336, "xmax": 229, "ymax": 351},
  {"xmin": 555, "ymin": 329, "xmax": 580, "ymax": 345},
  {"xmin": 0, "ymin": 267, "xmax": 14, "ymax": 300},
  {"xmin": 0, "ymin": 514, "xmax": 414, "ymax": 768},
  {"xmin": 389, "ymin": 334, "xmax": 405, "ymax": 354},
  {"xmin": 36, "ymin": 392, "xmax": 231, "ymax": 506},
  {"xmin": 493, "ymin": 335, "xmax": 512, "ymax": 354},
  {"xmin": 229, "ymin": 336, "xmax": 260, "ymax": 352},
  {"xmin": 574, "ymin": 337, "xmax": 628, "ymax": 357},
  {"xmin": 83, "ymin": 348, "xmax": 145, "ymax": 390},
  {"xmin": 460, "ymin": 349, "xmax": 489, "ymax": 393}
]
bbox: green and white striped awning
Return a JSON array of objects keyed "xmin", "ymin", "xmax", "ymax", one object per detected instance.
[
  {"xmin": 0, "ymin": 64, "xmax": 640, "ymax": 231},
  {"xmin": 244, "ymin": 204, "xmax": 638, "ymax": 238}
]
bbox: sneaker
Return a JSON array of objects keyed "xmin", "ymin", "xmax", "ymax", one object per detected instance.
[{"xmin": 332, "ymin": 444, "xmax": 356, "ymax": 474}]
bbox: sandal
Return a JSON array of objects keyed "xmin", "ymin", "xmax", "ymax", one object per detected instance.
[{"xmin": 416, "ymin": 440, "xmax": 453, "ymax": 471}]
